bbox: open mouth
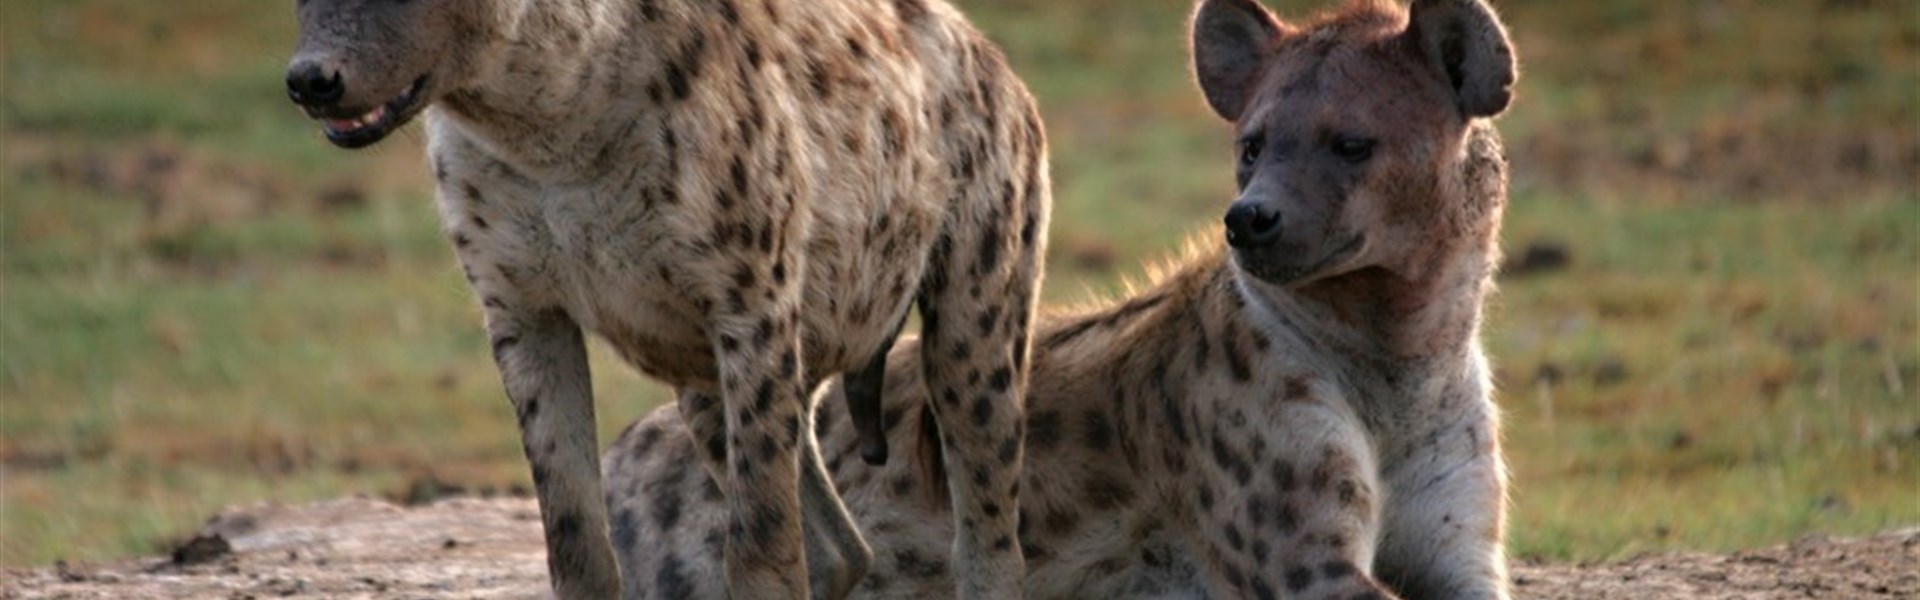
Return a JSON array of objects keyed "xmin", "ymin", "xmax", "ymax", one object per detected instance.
[
  {"xmin": 1237, "ymin": 234, "xmax": 1366, "ymax": 286},
  {"xmin": 306, "ymin": 76, "xmax": 427, "ymax": 149}
]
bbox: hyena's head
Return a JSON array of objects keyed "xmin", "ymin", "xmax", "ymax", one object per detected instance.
[
  {"xmin": 1192, "ymin": 0, "xmax": 1515, "ymax": 287},
  {"xmin": 285, "ymin": 0, "xmax": 509, "ymax": 149}
]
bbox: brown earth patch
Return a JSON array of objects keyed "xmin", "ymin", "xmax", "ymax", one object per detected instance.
[{"xmin": 3, "ymin": 497, "xmax": 1913, "ymax": 599}]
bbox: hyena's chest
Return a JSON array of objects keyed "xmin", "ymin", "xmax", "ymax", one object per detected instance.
[{"xmin": 436, "ymin": 168, "xmax": 723, "ymax": 384}]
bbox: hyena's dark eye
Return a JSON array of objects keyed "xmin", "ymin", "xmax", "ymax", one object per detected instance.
[
  {"xmin": 1330, "ymin": 136, "xmax": 1376, "ymax": 164},
  {"xmin": 1237, "ymin": 137, "xmax": 1263, "ymax": 168}
]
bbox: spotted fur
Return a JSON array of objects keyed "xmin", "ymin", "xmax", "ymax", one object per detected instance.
[
  {"xmin": 605, "ymin": 1, "xmax": 1516, "ymax": 598},
  {"xmin": 286, "ymin": 0, "xmax": 1050, "ymax": 597}
]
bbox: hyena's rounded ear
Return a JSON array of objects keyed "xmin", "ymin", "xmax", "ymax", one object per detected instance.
[
  {"xmin": 1405, "ymin": 0, "xmax": 1518, "ymax": 118},
  {"xmin": 1191, "ymin": 0, "xmax": 1286, "ymax": 121}
]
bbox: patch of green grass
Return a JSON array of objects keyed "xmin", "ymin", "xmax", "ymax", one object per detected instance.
[
  {"xmin": 1493, "ymin": 193, "xmax": 1918, "ymax": 560},
  {"xmin": 2, "ymin": 0, "xmax": 1915, "ymax": 567}
]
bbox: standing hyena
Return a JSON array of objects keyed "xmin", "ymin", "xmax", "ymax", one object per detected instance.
[
  {"xmin": 283, "ymin": 0, "xmax": 1050, "ymax": 598},
  {"xmin": 604, "ymin": 0, "xmax": 1516, "ymax": 597}
]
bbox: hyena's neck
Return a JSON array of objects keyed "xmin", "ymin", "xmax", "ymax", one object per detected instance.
[
  {"xmin": 1249, "ymin": 124, "xmax": 1506, "ymax": 369},
  {"xmin": 432, "ymin": 0, "xmax": 719, "ymax": 174},
  {"xmin": 1257, "ymin": 249, "xmax": 1493, "ymax": 364},
  {"xmin": 1233, "ymin": 244, "xmax": 1495, "ymax": 444}
]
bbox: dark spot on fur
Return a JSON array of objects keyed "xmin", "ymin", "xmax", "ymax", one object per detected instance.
[
  {"xmin": 733, "ymin": 263, "xmax": 757, "ymax": 289},
  {"xmin": 1223, "ymin": 327, "xmax": 1253, "ymax": 382},
  {"xmin": 1321, "ymin": 560, "xmax": 1356, "ymax": 579},
  {"xmin": 1338, "ymin": 480, "xmax": 1361, "ymax": 506},
  {"xmin": 705, "ymin": 430, "xmax": 727, "ymax": 465},
  {"xmin": 1284, "ymin": 376, "xmax": 1311, "ymax": 401},
  {"xmin": 976, "ymin": 305, "xmax": 1000, "ymax": 335},
  {"xmin": 1212, "ymin": 436, "xmax": 1251, "ymax": 484},
  {"xmin": 1027, "ymin": 507, "xmax": 1075, "ymax": 539},
  {"xmin": 1082, "ymin": 472, "xmax": 1134, "ymax": 509},
  {"xmin": 631, "ymin": 425, "xmax": 662, "ymax": 455},
  {"xmin": 730, "ymin": 155, "xmax": 749, "ymax": 195},
  {"xmin": 997, "ymin": 435, "xmax": 1019, "ymax": 465},
  {"xmin": 806, "ymin": 57, "xmax": 834, "ymax": 99},
  {"xmin": 1276, "ymin": 501, "xmax": 1300, "ymax": 534},
  {"xmin": 1250, "ymin": 576, "xmax": 1276, "ymax": 600},
  {"xmin": 1028, "ymin": 410, "xmax": 1061, "ymax": 450},
  {"xmin": 976, "ymin": 222, "xmax": 1002, "ymax": 273},
  {"xmin": 970, "ymin": 394, "xmax": 994, "ymax": 427},
  {"xmin": 894, "ymin": 549, "xmax": 945, "ymax": 579},
  {"xmin": 758, "ymin": 431, "xmax": 779, "ymax": 462},
  {"xmin": 1272, "ymin": 460, "xmax": 1298, "ymax": 491},
  {"xmin": 611, "ymin": 508, "xmax": 640, "ymax": 552},
  {"xmin": 743, "ymin": 502, "xmax": 787, "ymax": 547},
  {"xmin": 1285, "ymin": 565, "xmax": 1314, "ymax": 592},
  {"xmin": 1224, "ymin": 562, "xmax": 1247, "ymax": 589},
  {"xmin": 666, "ymin": 62, "xmax": 692, "ymax": 99},
  {"xmin": 987, "ymin": 366, "xmax": 1013, "ymax": 393},
  {"xmin": 1081, "ymin": 411, "xmax": 1113, "ymax": 451},
  {"xmin": 652, "ymin": 486, "xmax": 683, "ymax": 531},
  {"xmin": 655, "ymin": 554, "xmax": 694, "ymax": 598},
  {"xmin": 551, "ymin": 511, "xmax": 582, "ymax": 544}
]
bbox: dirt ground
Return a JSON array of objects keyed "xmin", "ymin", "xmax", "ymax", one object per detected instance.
[{"xmin": 4, "ymin": 497, "xmax": 1915, "ymax": 599}]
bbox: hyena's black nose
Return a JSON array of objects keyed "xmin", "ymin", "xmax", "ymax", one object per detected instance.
[
  {"xmin": 286, "ymin": 62, "xmax": 345, "ymax": 107},
  {"xmin": 1224, "ymin": 199, "xmax": 1283, "ymax": 248}
]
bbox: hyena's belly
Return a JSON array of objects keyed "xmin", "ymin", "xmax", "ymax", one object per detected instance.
[
  {"xmin": 569, "ymin": 222, "xmax": 929, "ymax": 394},
  {"xmin": 589, "ymin": 289, "xmax": 721, "ymax": 390}
]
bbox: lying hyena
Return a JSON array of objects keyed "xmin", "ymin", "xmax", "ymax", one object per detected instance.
[
  {"xmin": 284, "ymin": 0, "xmax": 1050, "ymax": 598},
  {"xmin": 604, "ymin": 0, "xmax": 1516, "ymax": 597}
]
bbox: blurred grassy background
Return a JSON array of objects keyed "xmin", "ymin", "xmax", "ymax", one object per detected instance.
[{"xmin": 2, "ymin": 0, "xmax": 1915, "ymax": 567}]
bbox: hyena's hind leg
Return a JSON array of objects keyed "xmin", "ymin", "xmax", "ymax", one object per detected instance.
[
  {"xmin": 675, "ymin": 390, "xmax": 873, "ymax": 599},
  {"xmin": 915, "ymin": 180, "xmax": 1048, "ymax": 597}
]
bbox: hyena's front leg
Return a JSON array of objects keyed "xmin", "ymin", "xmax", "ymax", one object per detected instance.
[
  {"xmin": 1195, "ymin": 388, "xmax": 1399, "ymax": 600},
  {"xmin": 486, "ymin": 306, "xmax": 622, "ymax": 599},
  {"xmin": 1375, "ymin": 407, "xmax": 1511, "ymax": 600},
  {"xmin": 677, "ymin": 389, "xmax": 871, "ymax": 599}
]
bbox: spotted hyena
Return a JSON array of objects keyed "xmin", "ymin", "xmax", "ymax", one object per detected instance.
[
  {"xmin": 604, "ymin": 0, "xmax": 1516, "ymax": 597},
  {"xmin": 284, "ymin": 0, "xmax": 1050, "ymax": 598}
]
